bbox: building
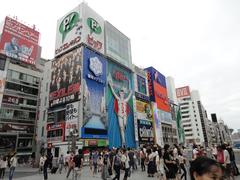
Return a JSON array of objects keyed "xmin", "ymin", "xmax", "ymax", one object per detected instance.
[
  {"xmin": 0, "ymin": 16, "xmax": 43, "ymax": 162},
  {"xmin": 176, "ymin": 87, "xmax": 206, "ymax": 146}
]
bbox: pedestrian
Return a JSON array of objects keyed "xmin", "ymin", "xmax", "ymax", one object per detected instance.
[
  {"xmin": 66, "ymin": 152, "xmax": 75, "ymax": 179},
  {"xmin": 73, "ymin": 149, "xmax": 83, "ymax": 180},
  {"xmin": 112, "ymin": 149, "xmax": 122, "ymax": 180},
  {"xmin": 39, "ymin": 154, "xmax": 45, "ymax": 173},
  {"xmin": 128, "ymin": 148, "xmax": 135, "ymax": 173},
  {"xmin": 147, "ymin": 148, "xmax": 156, "ymax": 177},
  {"xmin": 226, "ymin": 143, "xmax": 240, "ymax": 176},
  {"xmin": 178, "ymin": 151, "xmax": 187, "ymax": 180},
  {"xmin": 92, "ymin": 150, "xmax": 99, "ymax": 176},
  {"xmin": 58, "ymin": 154, "xmax": 64, "ymax": 174},
  {"xmin": 156, "ymin": 148, "xmax": 166, "ymax": 180},
  {"xmin": 42, "ymin": 153, "xmax": 48, "ymax": 180},
  {"xmin": 47, "ymin": 152, "xmax": 53, "ymax": 170},
  {"xmin": 89, "ymin": 150, "xmax": 93, "ymax": 175},
  {"xmin": 0, "ymin": 156, "xmax": 7, "ymax": 179},
  {"xmin": 140, "ymin": 148, "xmax": 146, "ymax": 171},
  {"xmin": 163, "ymin": 144, "xmax": 177, "ymax": 180},
  {"xmin": 222, "ymin": 144, "xmax": 234, "ymax": 179},
  {"xmin": 190, "ymin": 156, "xmax": 223, "ymax": 180},
  {"xmin": 101, "ymin": 150, "xmax": 110, "ymax": 180},
  {"xmin": 8, "ymin": 152, "xmax": 17, "ymax": 180},
  {"xmin": 64, "ymin": 151, "xmax": 70, "ymax": 172},
  {"xmin": 121, "ymin": 149, "xmax": 130, "ymax": 180}
]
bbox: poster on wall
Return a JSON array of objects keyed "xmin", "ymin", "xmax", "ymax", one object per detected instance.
[
  {"xmin": 105, "ymin": 21, "xmax": 132, "ymax": 68},
  {"xmin": 81, "ymin": 47, "xmax": 107, "ymax": 138},
  {"xmin": 107, "ymin": 62, "xmax": 135, "ymax": 148},
  {"xmin": 136, "ymin": 100, "xmax": 152, "ymax": 120},
  {"xmin": 65, "ymin": 101, "xmax": 79, "ymax": 137},
  {"xmin": 55, "ymin": 3, "xmax": 104, "ymax": 57},
  {"xmin": 0, "ymin": 69, "xmax": 7, "ymax": 108},
  {"xmin": 137, "ymin": 119, "xmax": 154, "ymax": 143},
  {"xmin": 0, "ymin": 17, "xmax": 40, "ymax": 65},
  {"xmin": 152, "ymin": 102, "xmax": 162, "ymax": 146},
  {"xmin": 49, "ymin": 48, "xmax": 82, "ymax": 108},
  {"xmin": 137, "ymin": 75, "xmax": 147, "ymax": 95}
]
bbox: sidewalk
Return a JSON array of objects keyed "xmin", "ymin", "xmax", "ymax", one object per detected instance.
[{"xmin": 5, "ymin": 166, "xmax": 39, "ymax": 173}]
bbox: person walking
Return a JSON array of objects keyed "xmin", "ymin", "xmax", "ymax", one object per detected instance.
[
  {"xmin": 9, "ymin": 152, "xmax": 17, "ymax": 180},
  {"xmin": 101, "ymin": 150, "xmax": 110, "ymax": 180},
  {"xmin": 122, "ymin": 149, "xmax": 130, "ymax": 180},
  {"xmin": 140, "ymin": 148, "xmax": 146, "ymax": 171},
  {"xmin": 66, "ymin": 152, "xmax": 75, "ymax": 179},
  {"xmin": 163, "ymin": 144, "xmax": 177, "ymax": 180},
  {"xmin": 58, "ymin": 154, "xmax": 64, "ymax": 174},
  {"xmin": 92, "ymin": 150, "xmax": 99, "ymax": 177},
  {"xmin": 39, "ymin": 154, "xmax": 45, "ymax": 173},
  {"xmin": 42, "ymin": 153, "xmax": 48, "ymax": 180},
  {"xmin": 73, "ymin": 149, "xmax": 83, "ymax": 180},
  {"xmin": 112, "ymin": 149, "xmax": 122, "ymax": 180},
  {"xmin": 0, "ymin": 156, "xmax": 7, "ymax": 179},
  {"xmin": 178, "ymin": 151, "xmax": 187, "ymax": 180},
  {"xmin": 156, "ymin": 148, "xmax": 166, "ymax": 180}
]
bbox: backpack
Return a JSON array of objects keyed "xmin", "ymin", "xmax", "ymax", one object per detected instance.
[
  {"xmin": 114, "ymin": 154, "xmax": 121, "ymax": 166},
  {"xmin": 217, "ymin": 151, "xmax": 224, "ymax": 164},
  {"xmin": 39, "ymin": 157, "xmax": 45, "ymax": 166}
]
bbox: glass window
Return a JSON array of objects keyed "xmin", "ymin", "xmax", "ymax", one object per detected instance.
[
  {"xmin": 27, "ymin": 75, "xmax": 33, "ymax": 83},
  {"xmin": 12, "ymin": 71, "xmax": 19, "ymax": 80},
  {"xmin": 43, "ymin": 110, "xmax": 46, "ymax": 121},
  {"xmin": 41, "ymin": 126, "xmax": 44, "ymax": 136},
  {"xmin": 44, "ymin": 96, "xmax": 47, "ymax": 106},
  {"xmin": 0, "ymin": 58, "xmax": 6, "ymax": 70},
  {"xmin": 46, "ymin": 82, "xmax": 48, "ymax": 91}
]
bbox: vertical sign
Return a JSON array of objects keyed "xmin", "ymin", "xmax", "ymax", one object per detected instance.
[{"xmin": 65, "ymin": 102, "xmax": 79, "ymax": 137}]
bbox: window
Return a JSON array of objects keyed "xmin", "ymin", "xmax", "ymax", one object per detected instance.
[
  {"xmin": 198, "ymin": 133, "xmax": 200, "ymax": 136},
  {"xmin": 27, "ymin": 99, "xmax": 37, "ymax": 106},
  {"xmin": 44, "ymin": 97, "xmax": 47, "ymax": 106},
  {"xmin": 43, "ymin": 110, "xmax": 46, "ymax": 121},
  {"xmin": 12, "ymin": 71, "xmax": 20, "ymax": 80},
  {"xmin": 46, "ymin": 82, "xmax": 48, "ymax": 91},
  {"xmin": 27, "ymin": 75, "xmax": 33, "ymax": 83},
  {"xmin": 0, "ymin": 58, "xmax": 6, "ymax": 70},
  {"xmin": 197, "ymin": 128, "xmax": 199, "ymax": 131},
  {"xmin": 41, "ymin": 126, "xmax": 44, "ymax": 136}
]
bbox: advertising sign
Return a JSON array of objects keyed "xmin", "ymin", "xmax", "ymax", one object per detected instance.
[
  {"xmin": 0, "ymin": 17, "xmax": 40, "ymax": 65},
  {"xmin": 138, "ymin": 119, "xmax": 154, "ymax": 143},
  {"xmin": 55, "ymin": 3, "xmax": 104, "ymax": 57},
  {"xmin": 145, "ymin": 67, "xmax": 166, "ymax": 88},
  {"xmin": 65, "ymin": 102, "xmax": 79, "ymax": 137},
  {"xmin": 82, "ymin": 3, "xmax": 104, "ymax": 54},
  {"xmin": 158, "ymin": 110, "xmax": 172, "ymax": 124},
  {"xmin": 152, "ymin": 102, "xmax": 163, "ymax": 146},
  {"xmin": 49, "ymin": 48, "xmax": 82, "ymax": 108},
  {"xmin": 81, "ymin": 47, "xmax": 107, "ymax": 138},
  {"xmin": 153, "ymin": 81, "xmax": 170, "ymax": 112},
  {"xmin": 0, "ymin": 70, "xmax": 7, "ymax": 107},
  {"xmin": 107, "ymin": 62, "xmax": 135, "ymax": 148},
  {"xmin": 2, "ymin": 95, "xmax": 19, "ymax": 105},
  {"xmin": 0, "ymin": 123, "xmax": 34, "ymax": 134},
  {"xmin": 47, "ymin": 122, "xmax": 65, "ymax": 142},
  {"xmin": 137, "ymin": 75, "xmax": 147, "ymax": 95},
  {"xmin": 176, "ymin": 86, "xmax": 190, "ymax": 98},
  {"xmin": 135, "ymin": 100, "xmax": 152, "ymax": 120},
  {"xmin": 105, "ymin": 21, "xmax": 132, "ymax": 68}
]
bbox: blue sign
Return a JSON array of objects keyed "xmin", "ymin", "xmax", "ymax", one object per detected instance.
[{"xmin": 81, "ymin": 47, "xmax": 107, "ymax": 139}]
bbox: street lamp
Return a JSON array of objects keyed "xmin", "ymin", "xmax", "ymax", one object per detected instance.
[{"xmin": 69, "ymin": 128, "xmax": 78, "ymax": 154}]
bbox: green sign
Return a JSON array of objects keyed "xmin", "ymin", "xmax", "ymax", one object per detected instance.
[
  {"xmin": 59, "ymin": 12, "xmax": 79, "ymax": 43},
  {"xmin": 97, "ymin": 140, "xmax": 107, "ymax": 147},
  {"xmin": 87, "ymin": 18, "xmax": 102, "ymax": 34}
]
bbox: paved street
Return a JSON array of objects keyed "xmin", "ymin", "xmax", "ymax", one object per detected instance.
[{"xmin": 3, "ymin": 166, "xmax": 240, "ymax": 180}]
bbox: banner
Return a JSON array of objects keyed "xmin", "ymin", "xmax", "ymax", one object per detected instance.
[
  {"xmin": 136, "ymin": 100, "xmax": 152, "ymax": 120},
  {"xmin": 0, "ymin": 17, "xmax": 40, "ymax": 65},
  {"xmin": 176, "ymin": 86, "xmax": 190, "ymax": 98},
  {"xmin": 49, "ymin": 48, "xmax": 82, "ymax": 108},
  {"xmin": 138, "ymin": 119, "xmax": 154, "ymax": 143},
  {"xmin": 47, "ymin": 122, "xmax": 65, "ymax": 142},
  {"xmin": 107, "ymin": 62, "xmax": 135, "ymax": 148},
  {"xmin": 0, "ymin": 69, "xmax": 7, "ymax": 107},
  {"xmin": 152, "ymin": 102, "xmax": 163, "ymax": 146},
  {"xmin": 65, "ymin": 102, "xmax": 79, "ymax": 137},
  {"xmin": 81, "ymin": 47, "xmax": 107, "ymax": 138},
  {"xmin": 154, "ymin": 81, "xmax": 170, "ymax": 112}
]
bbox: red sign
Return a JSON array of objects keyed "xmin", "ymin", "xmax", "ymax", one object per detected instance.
[
  {"xmin": 113, "ymin": 70, "xmax": 128, "ymax": 81},
  {"xmin": 176, "ymin": 86, "xmax": 190, "ymax": 98},
  {"xmin": 154, "ymin": 81, "xmax": 170, "ymax": 112},
  {"xmin": 0, "ymin": 17, "xmax": 40, "ymax": 65},
  {"xmin": 47, "ymin": 122, "xmax": 65, "ymax": 131},
  {"xmin": 2, "ymin": 95, "xmax": 19, "ymax": 104}
]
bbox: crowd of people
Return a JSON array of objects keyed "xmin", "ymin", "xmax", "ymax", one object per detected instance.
[{"xmin": 36, "ymin": 142, "xmax": 239, "ymax": 180}]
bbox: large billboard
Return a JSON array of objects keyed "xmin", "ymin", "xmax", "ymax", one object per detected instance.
[
  {"xmin": 49, "ymin": 48, "xmax": 82, "ymax": 108},
  {"xmin": 138, "ymin": 119, "xmax": 154, "ymax": 143},
  {"xmin": 105, "ymin": 21, "xmax": 132, "ymax": 68},
  {"xmin": 55, "ymin": 3, "xmax": 104, "ymax": 57},
  {"xmin": 152, "ymin": 102, "xmax": 163, "ymax": 146},
  {"xmin": 153, "ymin": 81, "xmax": 170, "ymax": 112},
  {"xmin": 81, "ymin": 47, "xmax": 107, "ymax": 139},
  {"xmin": 176, "ymin": 86, "xmax": 190, "ymax": 98},
  {"xmin": 107, "ymin": 62, "xmax": 135, "ymax": 148},
  {"xmin": 65, "ymin": 101, "xmax": 79, "ymax": 137},
  {"xmin": 0, "ymin": 67, "xmax": 7, "ymax": 107},
  {"xmin": 0, "ymin": 17, "xmax": 40, "ymax": 65}
]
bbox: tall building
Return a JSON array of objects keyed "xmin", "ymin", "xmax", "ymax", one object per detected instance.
[
  {"xmin": 176, "ymin": 87, "xmax": 206, "ymax": 146},
  {"xmin": 0, "ymin": 16, "xmax": 43, "ymax": 162}
]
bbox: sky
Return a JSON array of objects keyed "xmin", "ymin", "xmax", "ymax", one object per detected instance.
[{"xmin": 1, "ymin": 0, "xmax": 240, "ymax": 131}]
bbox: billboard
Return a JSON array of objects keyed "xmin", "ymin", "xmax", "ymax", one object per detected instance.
[
  {"xmin": 158, "ymin": 109, "xmax": 172, "ymax": 124},
  {"xmin": 0, "ymin": 123, "xmax": 34, "ymax": 134},
  {"xmin": 0, "ymin": 68, "xmax": 7, "ymax": 107},
  {"xmin": 47, "ymin": 122, "xmax": 65, "ymax": 142},
  {"xmin": 136, "ymin": 100, "xmax": 152, "ymax": 120},
  {"xmin": 152, "ymin": 102, "xmax": 163, "ymax": 146},
  {"xmin": 137, "ymin": 75, "xmax": 147, "ymax": 95},
  {"xmin": 105, "ymin": 21, "xmax": 132, "ymax": 68},
  {"xmin": 145, "ymin": 67, "xmax": 166, "ymax": 89},
  {"xmin": 153, "ymin": 81, "xmax": 170, "ymax": 112},
  {"xmin": 0, "ymin": 17, "xmax": 40, "ymax": 65},
  {"xmin": 176, "ymin": 86, "xmax": 190, "ymax": 98},
  {"xmin": 81, "ymin": 47, "xmax": 107, "ymax": 139},
  {"xmin": 138, "ymin": 119, "xmax": 154, "ymax": 143},
  {"xmin": 107, "ymin": 62, "xmax": 135, "ymax": 148},
  {"xmin": 55, "ymin": 3, "xmax": 104, "ymax": 57},
  {"xmin": 65, "ymin": 101, "xmax": 79, "ymax": 137},
  {"xmin": 49, "ymin": 48, "xmax": 82, "ymax": 108}
]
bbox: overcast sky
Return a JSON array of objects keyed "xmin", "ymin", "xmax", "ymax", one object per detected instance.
[{"xmin": 1, "ymin": 0, "xmax": 239, "ymax": 131}]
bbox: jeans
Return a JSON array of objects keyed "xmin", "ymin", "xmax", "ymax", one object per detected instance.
[
  {"xmin": 66, "ymin": 166, "xmax": 73, "ymax": 178},
  {"xmin": 123, "ymin": 168, "xmax": 130, "ymax": 180},
  {"xmin": 180, "ymin": 163, "xmax": 187, "ymax": 180},
  {"xmin": 141, "ymin": 158, "xmax": 145, "ymax": 171},
  {"xmin": 0, "ymin": 168, "xmax": 5, "ymax": 179},
  {"xmin": 43, "ymin": 166, "xmax": 48, "ymax": 180},
  {"xmin": 9, "ymin": 167, "xmax": 15, "ymax": 180},
  {"xmin": 59, "ymin": 163, "xmax": 64, "ymax": 174},
  {"xmin": 112, "ymin": 165, "xmax": 121, "ymax": 180}
]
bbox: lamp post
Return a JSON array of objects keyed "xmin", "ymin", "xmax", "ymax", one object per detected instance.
[{"xmin": 69, "ymin": 128, "xmax": 78, "ymax": 154}]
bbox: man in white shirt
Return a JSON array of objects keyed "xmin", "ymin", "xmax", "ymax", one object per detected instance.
[{"xmin": 9, "ymin": 152, "xmax": 17, "ymax": 180}]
